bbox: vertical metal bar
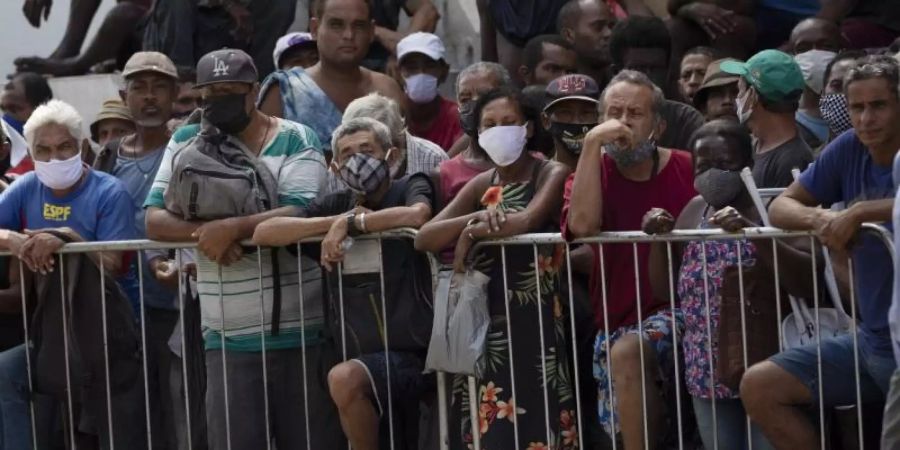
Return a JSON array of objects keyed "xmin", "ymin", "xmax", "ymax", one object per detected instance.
[
  {"xmin": 59, "ymin": 254, "xmax": 77, "ymax": 449},
  {"xmin": 376, "ymin": 237, "xmax": 396, "ymax": 450},
  {"xmin": 18, "ymin": 261, "xmax": 38, "ymax": 450},
  {"xmin": 735, "ymin": 242, "xmax": 753, "ymax": 450},
  {"xmin": 563, "ymin": 244, "xmax": 585, "ymax": 450},
  {"xmin": 137, "ymin": 252, "xmax": 153, "ymax": 450},
  {"xmin": 665, "ymin": 242, "xmax": 685, "ymax": 450},
  {"xmin": 699, "ymin": 241, "xmax": 718, "ymax": 450},
  {"xmin": 175, "ymin": 250, "xmax": 194, "ymax": 450},
  {"xmin": 531, "ymin": 244, "xmax": 551, "ymax": 445},
  {"xmin": 847, "ymin": 253, "xmax": 864, "ymax": 448},
  {"xmin": 631, "ymin": 243, "xmax": 649, "ymax": 449},
  {"xmin": 98, "ymin": 255, "xmax": 115, "ymax": 449},
  {"xmin": 337, "ymin": 264, "xmax": 347, "ymax": 361},
  {"xmin": 500, "ymin": 245, "xmax": 520, "ymax": 449},
  {"xmin": 255, "ymin": 249, "xmax": 272, "ymax": 450},
  {"xmin": 468, "ymin": 376, "xmax": 481, "ymax": 450},
  {"xmin": 437, "ymin": 371, "xmax": 449, "ymax": 450},
  {"xmin": 772, "ymin": 240, "xmax": 784, "ymax": 351},
  {"xmin": 598, "ymin": 245, "xmax": 617, "ymax": 450},
  {"xmin": 810, "ymin": 237, "xmax": 825, "ymax": 450},
  {"xmin": 218, "ymin": 265, "xmax": 233, "ymax": 450},
  {"xmin": 295, "ymin": 244, "xmax": 311, "ymax": 450}
]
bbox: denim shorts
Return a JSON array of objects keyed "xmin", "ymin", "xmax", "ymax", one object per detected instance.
[{"xmin": 769, "ymin": 333, "xmax": 896, "ymax": 408}]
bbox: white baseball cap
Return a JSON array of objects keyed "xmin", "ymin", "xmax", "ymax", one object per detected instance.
[
  {"xmin": 397, "ymin": 32, "xmax": 445, "ymax": 64},
  {"xmin": 272, "ymin": 32, "xmax": 315, "ymax": 68},
  {"xmin": 794, "ymin": 49, "xmax": 836, "ymax": 95}
]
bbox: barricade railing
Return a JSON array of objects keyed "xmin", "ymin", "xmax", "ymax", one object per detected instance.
[{"xmin": 0, "ymin": 224, "xmax": 893, "ymax": 450}]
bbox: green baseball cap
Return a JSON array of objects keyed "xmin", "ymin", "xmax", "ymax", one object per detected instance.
[{"xmin": 721, "ymin": 49, "xmax": 804, "ymax": 102}]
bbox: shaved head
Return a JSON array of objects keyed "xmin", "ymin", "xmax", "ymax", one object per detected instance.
[{"xmin": 790, "ymin": 18, "xmax": 842, "ymax": 54}]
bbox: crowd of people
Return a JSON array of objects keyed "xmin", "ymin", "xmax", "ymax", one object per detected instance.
[{"xmin": 1, "ymin": 0, "xmax": 900, "ymax": 449}]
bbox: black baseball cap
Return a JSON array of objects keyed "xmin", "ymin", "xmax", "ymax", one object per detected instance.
[
  {"xmin": 543, "ymin": 74, "xmax": 601, "ymax": 112},
  {"xmin": 195, "ymin": 49, "xmax": 258, "ymax": 88}
]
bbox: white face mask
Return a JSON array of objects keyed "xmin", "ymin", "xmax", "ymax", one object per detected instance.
[
  {"xmin": 735, "ymin": 88, "xmax": 754, "ymax": 124},
  {"xmin": 34, "ymin": 152, "xmax": 84, "ymax": 190},
  {"xmin": 404, "ymin": 74, "xmax": 439, "ymax": 104},
  {"xmin": 478, "ymin": 125, "xmax": 527, "ymax": 167}
]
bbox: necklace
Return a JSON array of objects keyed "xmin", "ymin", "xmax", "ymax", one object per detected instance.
[{"xmin": 122, "ymin": 138, "xmax": 159, "ymax": 180}]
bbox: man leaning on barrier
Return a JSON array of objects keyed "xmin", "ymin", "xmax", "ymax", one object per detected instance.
[
  {"xmin": 143, "ymin": 48, "xmax": 341, "ymax": 450},
  {"xmin": 742, "ymin": 55, "xmax": 900, "ymax": 450},
  {"xmin": 0, "ymin": 100, "xmax": 139, "ymax": 448},
  {"xmin": 254, "ymin": 117, "xmax": 435, "ymax": 450},
  {"xmin": 564, "ymin": 70, "xmax": 697, "ymax": 449}
]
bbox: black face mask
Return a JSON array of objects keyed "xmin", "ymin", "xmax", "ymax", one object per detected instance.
[
  {"xmin": 203, "ymin": 93, "xmax": 252, "ymax": 134},
  {"xmin": 549, "ymin": 122, "xmax": 597, "ymax": 155},
  {"xmin": 459, "ymin": 101, "xmax": 478, "ymax": 137}
]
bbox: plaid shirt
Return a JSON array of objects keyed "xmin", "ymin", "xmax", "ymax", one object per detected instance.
[{"xmin": 322, "ymin": 132, "xmax": 448, "ymax": 195}]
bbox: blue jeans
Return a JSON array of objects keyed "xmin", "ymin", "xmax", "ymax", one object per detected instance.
[
  {"xmin": 692, "ymin": 397, "xmax": 774, "ymax": 450},
  {"xmin": 0, "ymin": 344, "xmax": 31, "ymax": 449},
  {"xmin": 769, "ymin": 333, "xmax": 896, "ymax": 407}
]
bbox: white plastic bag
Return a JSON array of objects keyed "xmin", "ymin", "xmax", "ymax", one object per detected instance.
[{"xmin": 424, "ymin": 269, "xmax": 490, "ymax": 376}]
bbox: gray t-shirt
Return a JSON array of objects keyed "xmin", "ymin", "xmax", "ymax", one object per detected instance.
[{"xmin": 752, "ymin": 135, "xmax": 815, "ymax": 188}]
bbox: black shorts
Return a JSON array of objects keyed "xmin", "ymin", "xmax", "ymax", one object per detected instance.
[{"xmin": 352, "ymin": 351, "xmax": 430, "ymax": 416}]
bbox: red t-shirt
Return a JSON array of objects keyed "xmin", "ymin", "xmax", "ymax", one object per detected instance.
[
  {"xmin": 561, "ymin": 150, "xmax": 696, "ymax": 331},
  {"xmin": 409, "ymin": 97, "xmax": 463, "ymax": 152}
]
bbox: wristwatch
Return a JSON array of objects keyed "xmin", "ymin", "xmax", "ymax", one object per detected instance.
[{"xmin": 346, "ymin": 213, "xmax": 363, "ymax": 237}]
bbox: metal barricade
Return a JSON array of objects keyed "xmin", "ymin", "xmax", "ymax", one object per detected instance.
[{"xmin": 0, "ymin": 223, "xmax": 894, "ymax": 450}]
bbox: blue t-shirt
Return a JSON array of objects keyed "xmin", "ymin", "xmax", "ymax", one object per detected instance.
[
  {"xmin": 111, "ymin": 147, "xmax": 176, "ymax": 310},
  {"xmin": 758, "ymin": 0, "xmax": 819, "ymax": 16},
  {"xmin": 800, "ymin": 130, "xmax": 895, "ymax": 357},
  {"xmin": 0, "ymin": 169, "xmax": 136, "ymax": 242}
]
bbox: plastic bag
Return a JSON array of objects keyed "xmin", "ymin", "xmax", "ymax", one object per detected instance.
[{"xmin": 424, "ymin": 269, "xmax": 490, "ymax": 376}]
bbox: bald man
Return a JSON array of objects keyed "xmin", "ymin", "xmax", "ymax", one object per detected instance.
[{"xmin": 790, "ymin": 18, "xmax": 844, "ymax": 54}]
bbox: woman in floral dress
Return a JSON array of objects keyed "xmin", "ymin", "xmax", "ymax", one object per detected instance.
[
  {"xmin": 416, "ymin": 87, "xmax": 576, "ymax": 449},
  {"xmin": 642, "ymin": 120, "xmax": 816, "ymax": 450}
]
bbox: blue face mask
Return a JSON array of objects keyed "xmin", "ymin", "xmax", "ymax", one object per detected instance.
[{"xmin": 3, "ymin": 115, "xmax": 24, "ymax": 135}]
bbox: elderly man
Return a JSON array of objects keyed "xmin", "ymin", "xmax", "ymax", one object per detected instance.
[
  {"xmin": 565, "ymin": 70, "xmax": 696, "ymax": 449},
  {"xmin": 743, "ymin": 55, "xmax": 900, "ymax": 450},
  {"xmin": 90, "ymin": 99, "xmax": 135, "ymax": 147},
  {"xmin": 0, "ymin": 99, "xmax": 137, "ymax": 449},
  {"xmin": 258, "ymin": 0, "xmax": 404, "ymax": 154},
  {"xmin": 324, "ymin": 92, "xmax": 447, "ymax": 194},
  {"xmin": 144, "ymin": 48, "xmax": 340, "ymax": 450},
  {"xmin": 253, "ymin": 117, "xmax": 435, "ymax": 450}
]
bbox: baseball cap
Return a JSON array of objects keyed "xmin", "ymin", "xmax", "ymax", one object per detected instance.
[
  {"xmin": 273, "ymin": 32, "xmax": 316, "ymax": 68},
  {"xmin": 90, "ymin": 99, "xmax": 134, "ymax": 140},
  {"xmin": 122, "ymin": 51, "xmax": 178, "ymax": 79},
  {"xmin": 195, "ymin": 49, "xmax": 258, "ymax": 88},
  {"xmin": 397, "ymin": 32, "xmax": 445, "ymax": 64},
  {"xmin": 794, "ymin": 49, "xmax": 836, "ymax": 95},
  {"xmin": 543, "ymin": 74, "xmax": 600, "ymax": 112},
  {"xmin": 721, "ymin": 49, "xmax": 805, "ymax": 102},
  {"xmin": 692, "ymin": 59, "xmax": 741, "ymax": 109}
]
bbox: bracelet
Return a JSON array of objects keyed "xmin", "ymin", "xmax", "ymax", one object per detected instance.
[{"xmin": 359, "ymin": 212, "xmax": 368, "ymax": 234}]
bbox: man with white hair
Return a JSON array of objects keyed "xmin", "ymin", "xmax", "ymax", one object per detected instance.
[
  {"xmin": 0, "ymin": 99, "xmax": 136, "ymax": 449},
  {"xmin": 253, "ymin": 117, "xmax": 435, "ymax": 450},
  {"xmin": 323, "ymin": 92, "xmax": 447, "ymax": 194}
]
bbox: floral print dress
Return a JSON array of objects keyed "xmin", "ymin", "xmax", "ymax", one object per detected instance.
[
  {"xmin": 676, "ymin": 217, "xmax": 757, "ymax": 399},
  {"xmin": 449, "ymin": 163, "xmax": 579, "ymax": 450}
]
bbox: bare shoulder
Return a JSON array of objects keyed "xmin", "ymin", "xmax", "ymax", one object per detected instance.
[{"xmin": 366, "ymin": 69, "xmax": 404, "ymax": 100}]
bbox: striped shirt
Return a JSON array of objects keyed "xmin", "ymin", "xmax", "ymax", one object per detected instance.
[
  {"xmin": 144, "ymin": 119, "xmax": 327, "ymax": 351},
  {"xmin": 322, "ymin": 132, "xmax": 448, "ymax": 195}
]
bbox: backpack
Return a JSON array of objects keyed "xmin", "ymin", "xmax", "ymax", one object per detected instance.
[
  {"xmin": 163, "ymin": 122, "xmax": 288, "ymax": 334},
  {"xmin": 164, "ymin": 123, "xmax": 279, "ymax": 221},
  {"xmin": 29, "ymin": 251, "xmax": 146, "ymax": 448}
]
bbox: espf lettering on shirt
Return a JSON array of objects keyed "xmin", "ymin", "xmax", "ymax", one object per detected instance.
[{"xmin": 43, "ymin": 203, "xmax": 72, "ymax": 221}]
